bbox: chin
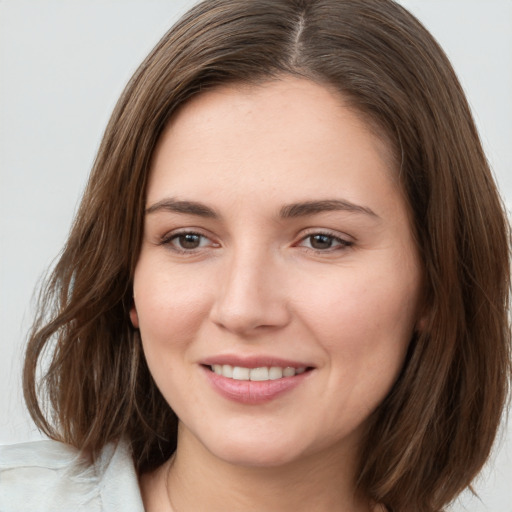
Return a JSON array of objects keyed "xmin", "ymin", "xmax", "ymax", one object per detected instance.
[
  {"xmin": 191, "ymin": 424, "xmax": 312, "ymax": 468},
  {"xmin": 212, "ymin": 442, "xmax": 303, "ymax": 468}
]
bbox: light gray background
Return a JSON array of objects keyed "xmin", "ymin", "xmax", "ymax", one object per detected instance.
[{"xmin": 1, "ymin": 1, "xmax": 511, "ymax": 510}]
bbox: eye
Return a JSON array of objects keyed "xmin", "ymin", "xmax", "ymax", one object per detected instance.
[
  {"xmin": 161, "ymin": 231, "xmax": 216, "ymax": 252},
  {"xmin": 299, "ymin": 233, "xmax": 352, "ymax": 251}
]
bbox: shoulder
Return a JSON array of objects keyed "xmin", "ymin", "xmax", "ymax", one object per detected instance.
[{"xmin": 0, "ymin": 439, "xmax": 144, "ymax": 512}]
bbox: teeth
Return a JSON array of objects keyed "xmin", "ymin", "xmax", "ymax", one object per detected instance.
[
  {"xmin": 268, "ymin": 367, "xmax": 283, "ymax": 380},
  {"xmin": 283, "ymin": 367, "xmax": 296, "ymax": 377},
  {"xmin": 222, "ymin": 364, "xmax": 233, "ymax": 378},
  {"xmin": 232, "ymin": 366, "xmax": 250, "ymax": 380},
  {"xmin": 210, "ymin": 365, "xmax": 307, "ymax": 381},
  {"xmin": 249, "ymin": 367, "xmax": 269, "ymax": 381}
]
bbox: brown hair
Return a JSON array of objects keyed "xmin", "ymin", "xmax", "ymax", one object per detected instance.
[{"xmin": 23, "ymin": 1, "xmax": 511, "ymax": 510}]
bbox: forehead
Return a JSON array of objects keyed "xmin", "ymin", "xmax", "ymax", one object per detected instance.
[
  {"xmin": 148, "ymin": 77, "xmax": 397, "ymax": 198},
  {"xmin": 163, "ymin": 79, "xmax": 393, "ymax": 157}
]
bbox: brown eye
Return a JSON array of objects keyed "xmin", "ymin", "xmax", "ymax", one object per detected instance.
[
  {"xmin": 161, "ymin": 230, "xmax": 220, "ymax": 253},
  {"xmin": 298, "ymin": 233, "xmax": 353, "ymax": 252},
  {"xmin": 178, "ymin": 234, "xmax": 201, "ymax": 249},
  {"xmin": 164, "ymin": 232, "xmax": 211, "ymax": 251},
  {"xmin": 309, "ymin": 234, "xmax": 335, "ymax": 250}
]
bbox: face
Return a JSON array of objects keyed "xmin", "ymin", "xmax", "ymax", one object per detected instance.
[{"xmin": 131, "ymin": 77, "xmax": 424, "ymax": 469}]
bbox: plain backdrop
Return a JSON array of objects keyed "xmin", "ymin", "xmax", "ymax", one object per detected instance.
[{"xmin": 1, "ymin": 1, "xmax": 511, "ymax": 510}]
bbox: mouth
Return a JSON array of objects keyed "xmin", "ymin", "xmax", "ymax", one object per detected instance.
[
  {"xmin": 201, "ymin": 359, "xmax": 314, "ymax": 404},
  {"xmin": 207, "ymin": 364, "xmax": 311, "ymax": 381}
]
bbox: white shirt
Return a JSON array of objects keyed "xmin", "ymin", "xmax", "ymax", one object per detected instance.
[{"xmin": 0, "ymin": 439, "xmax": 145, "ymax": 511}]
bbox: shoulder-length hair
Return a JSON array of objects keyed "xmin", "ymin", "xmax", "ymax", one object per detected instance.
[{"xmin": 23, "ymin": 1, "xmax": 511, "ymax": 510}]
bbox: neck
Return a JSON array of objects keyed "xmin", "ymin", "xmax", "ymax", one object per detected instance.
[{"xmin": 157, "ymin": 422, "xmax": 372, "ymax": 512}]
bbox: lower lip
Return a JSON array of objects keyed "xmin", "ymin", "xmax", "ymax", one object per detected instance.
[{"xmin": 202, "ymin": 366, "xmax": 311, "ymax": 405}]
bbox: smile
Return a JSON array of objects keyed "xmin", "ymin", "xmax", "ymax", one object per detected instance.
[
  {"xmin": 210, "ymin": 364, "xmax": 307, "ymax": 381},
  {"xmin": 202, "ymin": 360, "xmax": 313, "ymax": 404}
]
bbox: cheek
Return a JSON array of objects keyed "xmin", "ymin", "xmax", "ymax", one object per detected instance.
[
  {"xmin": 132, "ymin": 263, "xmax": 215, "ymax": 413},
  {"xmin": 132, "ymin": 262, "xmax": 213, "ymax": 357},
  {"xmin": 299, "ymin": 271, "xmax": 418, "ymax": 342},
  {"xmin": 295, "ymin": 258, "xmax": 420, "ymax": 383}
]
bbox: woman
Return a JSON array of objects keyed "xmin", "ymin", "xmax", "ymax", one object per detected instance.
[{"xmin": 1, "ymin": 0, "xmax": 510, "ymax": 511}]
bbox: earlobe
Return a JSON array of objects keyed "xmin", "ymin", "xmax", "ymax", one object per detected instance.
[
  {"xmin": 415, "ymin": 304, "xmax": 430, "ymax": 333},
  {"xmin": 414, "ymin": 283, "xmax": 430, "ymax": 334},
  {"xmin": 130, "ymin": 306, "xmax": 139, "ymax": 329},
  {"xmin": 415, "ymin": 315, "xmax": 427, "ymax": 333}
]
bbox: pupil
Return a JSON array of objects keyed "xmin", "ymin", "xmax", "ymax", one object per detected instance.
[
  {"xmin": 180, "ymin": 234, "xmax": 200, "ymax": 249},
  {"xmin": 311, "ymin": 234, "xmax": 332, "ymax": 249}
]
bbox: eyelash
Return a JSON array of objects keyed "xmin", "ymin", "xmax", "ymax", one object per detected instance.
[
  {"xmin": 297, "ymin": 231, "xmax": 353, "ymax": 252},
  {"xmin": 159, "ymin": 230, "xmax": 353, "ymax": 254},
  {"xmin": 160, "ymin": 231, "xmax": 217, "ymax": 254}
]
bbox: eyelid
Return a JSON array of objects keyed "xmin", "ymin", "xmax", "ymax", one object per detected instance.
[
  {"xmin": 156, "ymin": 227, "xmax": 353, "ymax": 254},
  {"xmin": 159, "ymin": 228, "xmax": 220, "ymax": 252},
  {"xmin": 297, "ymin": 227, "xmax": 354, "ymax": 241},
  {"xmin": 295, "ymin": 228, "xmax": 354, "ymax": 251}
]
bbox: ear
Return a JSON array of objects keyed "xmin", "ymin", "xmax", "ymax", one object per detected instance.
[
  {"xmin": 415, "ymin": 314, "xmax": 427, "ymax": 333},
  {"xmin": 414, "ymin": 301, "xmax": 430, "ymax": 333},
  {"xmin": 130, "ymin": 302, "xmax": 139, "ymax": 329}
]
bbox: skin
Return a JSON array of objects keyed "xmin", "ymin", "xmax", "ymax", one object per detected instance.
[{"xmin": 132, "ymin": 77, "xmax": 424, "ymax": 512}]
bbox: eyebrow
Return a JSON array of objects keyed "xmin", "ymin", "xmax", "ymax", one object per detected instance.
[
  {"xmin": 146, "ymin": 198, "xmax": 219, "ymax": 218},
  {"xmin": 279, "ymin": 199, "xmax": 379, "ymax": 219},
  {"xmin": 145, "ymin": 197, "xmax": 379, "ymax": 220}
]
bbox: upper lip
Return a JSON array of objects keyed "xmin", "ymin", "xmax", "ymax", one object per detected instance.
[{"xmin": 201, "ymin": 354, "xmax": 314, "ymax": 369}]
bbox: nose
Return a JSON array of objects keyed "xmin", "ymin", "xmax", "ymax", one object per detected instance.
[{"xmin": 209, "ymin": 246, "xmax": 291, "ymax": 336}]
